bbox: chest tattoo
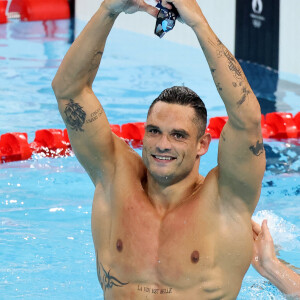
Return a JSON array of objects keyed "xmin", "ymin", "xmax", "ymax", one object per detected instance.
[{"xmin": 96, "ymin": 252, "xmax": 129, "ymax": 291}]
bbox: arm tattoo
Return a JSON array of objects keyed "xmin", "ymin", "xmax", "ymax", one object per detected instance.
[
  {"xmin": 86, "ymin": 106, "xmax": 103, "ymax": 124},
  {"xmin": 216, "ymin": 82, "xmax": 222, "ymax": 92},
  {"xmin": 64, "ymin": 99, "xmax": 86, "ymax": 131},
  {"xmin": 249, "ymin": 140, "xmax": 264, "ymax": 156},
  {"xmin": 232, "ymin": 81, "xmax": 252, "ymax": 107},
  {"xmin": 89, "ymin": 50, "xmax": 103, "ymax": 73},
  {"xmin": 208, "ymin": 37, "xmax": 253, "ymax": 107},
  {"xmin": 236, "ymin": 86, "xmax": 251, "ymax": 107},
  {"xmin": 208, "ymin": 38, "xmax": 243, "ymax": 80},
  {"xmin": 96, "ymin": 252, "xmax": 129, "ymax": 291}
]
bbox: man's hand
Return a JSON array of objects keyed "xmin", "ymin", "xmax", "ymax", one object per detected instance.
[
  {"xmin": 251, "ymin": 219, "xmax": 300, "ymax": 296},
  {"xmin": 102, "ymin": 0, "xmax": 158, "ymax": 17},
  {"xmin": 160, "ymin": 0, "xmax": 204, "ymax": 29},
  {"xmin": 251, "ymin": 219, "xmax": 278, "ymax": 277}
]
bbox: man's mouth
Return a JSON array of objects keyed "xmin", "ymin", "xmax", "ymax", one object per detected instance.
[{"xmin": 151, "ymin": 155, "xmax": 176, "ymax": 161}]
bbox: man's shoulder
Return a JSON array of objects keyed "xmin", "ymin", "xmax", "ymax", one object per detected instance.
[
  {"xmin": 196, "ymin": 167, "xmax": 219, "ymax": 203},
  {"xmin": 113, "ymin": 139, "xmax": 146, "ymax": 177},
  {"xmin": 202, "ymin": 166, "xmax": 219, "ymax": 186}
]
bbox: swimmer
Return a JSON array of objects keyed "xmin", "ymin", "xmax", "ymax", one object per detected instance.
[
  {"xmin": 52, "ymin": 0, "xmax": 266, "ymax": 298},
  {"xmin": 251, "ymin": 219, "xmax": 300, "ymax": 298}
]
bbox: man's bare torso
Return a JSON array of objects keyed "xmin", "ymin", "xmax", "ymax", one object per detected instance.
[{"xmin": 91, "ymin": 145, "xmax": 253, "ymax": 300}]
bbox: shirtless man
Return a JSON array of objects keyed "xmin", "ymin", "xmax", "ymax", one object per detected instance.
[{"xmin": 52, "ymin": 0, "xmax": 266, "ymax": 298}]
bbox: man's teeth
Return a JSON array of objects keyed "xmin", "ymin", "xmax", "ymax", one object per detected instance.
[{"xmin": 155, "ymin": 155, "xmax": 173, "ymax": 160}]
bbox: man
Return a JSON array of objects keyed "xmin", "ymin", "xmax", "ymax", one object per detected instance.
[{"xmin": 52, "ymin": 0, "xmax": 266, "ymax": 298}]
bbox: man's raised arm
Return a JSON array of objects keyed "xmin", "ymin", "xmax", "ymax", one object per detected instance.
[
  {"xmin": 166, "ymin": 0, "xmax": 266, "ymax": 211},
  {"xmin": 52, "ymin": 0, "xmax": 157, "ymax": 185}
]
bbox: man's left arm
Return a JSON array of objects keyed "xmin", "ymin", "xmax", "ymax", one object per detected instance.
[
  {"xmin": 166, "ymin": 0, "xmax": 266, "ymax": 211},
  {"xmin": 201, "ymin": 26, "xmax": 266, "ymax": 212},
  {"xmin": 194, "ymin": 8, "xmax": 266, "ymax": 212}
]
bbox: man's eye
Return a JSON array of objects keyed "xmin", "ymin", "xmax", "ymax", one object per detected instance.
[
  {"xmin": 173, "ymin": 133, "xmax": 184, "ymax": 139},
  {"xmin": 149, "ymin": 129, "xmax": 159, "ymax": 134}
]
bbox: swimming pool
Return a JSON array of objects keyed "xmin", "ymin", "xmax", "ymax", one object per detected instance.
[{"xmin": 0, "ymin": 19, "xmax": 299, "ymax": 299}]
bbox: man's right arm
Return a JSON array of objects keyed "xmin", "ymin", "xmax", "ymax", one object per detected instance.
[
  {"xmin": 52, "ymin": 1, "xmax": 157, "ymax": 186},
  {"xmin": 52, "ymin": 4, "xmax": 119, "ymax": 186}
]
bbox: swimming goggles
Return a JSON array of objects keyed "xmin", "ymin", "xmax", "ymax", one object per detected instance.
[{"xmin": 154, "ymin": 0, "xmax": 179, "ymax": 38}]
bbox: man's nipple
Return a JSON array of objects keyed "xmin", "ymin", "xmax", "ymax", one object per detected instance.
[
  {"xmin": 116, "ymin": 239, "xmax": 123, "ymax": 252},
  {"xmin": 191, "ymin": 250, "xmax": 199, "ymax": 264}
]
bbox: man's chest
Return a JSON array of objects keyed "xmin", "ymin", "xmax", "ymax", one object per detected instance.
[
  {"xmin": 92, "ymin": 174, "xmax": 253, "ymax": 298},
  {"xmin": 97, "ymin": 193, "xmax": 226, "ymax": 287}
]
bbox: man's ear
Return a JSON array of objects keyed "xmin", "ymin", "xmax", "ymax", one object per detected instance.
[{"xmin": 197, "ymin": 133, "xmax": 211, "ymax": 157}]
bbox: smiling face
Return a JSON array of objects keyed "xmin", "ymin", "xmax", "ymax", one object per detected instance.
[{"xmin": 142, "ymin": 102, "xmax": 209, "ymax": 185}]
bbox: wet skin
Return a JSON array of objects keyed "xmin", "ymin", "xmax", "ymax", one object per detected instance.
[
  {"xmin": 53, "ymin": 0, "xmax": 265, "ymax": 297},
  {"xmin": 91, "ymin": 103, "xmax": 254, "ymax": 300}
]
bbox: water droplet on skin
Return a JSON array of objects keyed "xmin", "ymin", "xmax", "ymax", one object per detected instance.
[{"xmin": 255, "ymin": 256, "xmax": 259, "ymax": 262}]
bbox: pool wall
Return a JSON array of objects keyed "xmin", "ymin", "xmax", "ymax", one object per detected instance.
[{"xmin": 75, "ymin": 0, "xmax": 300, "ymax": 76}]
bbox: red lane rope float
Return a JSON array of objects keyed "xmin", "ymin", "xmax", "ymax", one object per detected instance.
[
  {"xmin": 20, "ymin": 0, "xmax": 70, "ymax": 21},
  {"xmin": 30, "ymin": 129, "xmax": 71, "ymax": 157},
  {"xmin": 264, "ymin": 112, "xmax": 298, "ymax": 139},
  {"xmin": 294, "ymin": 112, "xmax": 300, "ymax": 137},
  {"xmin": 6, "ymin": 0, "xmax": 70, "ymax": 22},
  {"xmin": 0, "ymin": 112, "xmax": 299, "ymax": 164},
  {"xmin": 205, "ymin": 116, "xmax": 228, "ymax": 139},
  {"xmin": 0, "ymin": 0, "xmax": 8, "ymax": 24},
  {"xmin": 0, "ymin": 133, "xmax": 32, "ymax": 163}
]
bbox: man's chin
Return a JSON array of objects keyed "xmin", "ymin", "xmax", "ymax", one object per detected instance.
[
  {"xmin": 147, "ymin": 164, "xmax": 192, "ymax": 186},
  {"xmin": 148, "ymin": 169, "xmax": 174, "ymax": 184}
]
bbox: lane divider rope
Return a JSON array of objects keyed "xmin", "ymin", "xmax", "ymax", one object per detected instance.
[
  {"xmin": 0, "ymin": 112, "xmax": 299, "ymax": 164},
  {"xmin": 0, "ymin": 0, "xmax": 70, "ymax": 23}
]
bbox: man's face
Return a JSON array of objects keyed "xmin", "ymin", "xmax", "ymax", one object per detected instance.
[{"xmin": 142, "ymin": 102, "xmax": 204, "ymax": 184}]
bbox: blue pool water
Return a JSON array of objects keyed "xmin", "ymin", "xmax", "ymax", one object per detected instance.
[{"xmin": 0, "ymin": 19, "xmax": 299, "ymax": 299}]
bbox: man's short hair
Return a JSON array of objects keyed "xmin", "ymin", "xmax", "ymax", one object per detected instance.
[{"xmin": 147, "ymin": 86, "xmax": 207, "ymax": 138}]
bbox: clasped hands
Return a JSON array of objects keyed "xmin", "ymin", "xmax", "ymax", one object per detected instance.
[{"xmin": 102, "ymin": 0, "xmax": 204, "ymax": 29}]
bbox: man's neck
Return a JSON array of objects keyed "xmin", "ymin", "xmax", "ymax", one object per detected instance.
[{"xmin": 146, "ymin": 168, "xmax": 204, "ymax": 217}]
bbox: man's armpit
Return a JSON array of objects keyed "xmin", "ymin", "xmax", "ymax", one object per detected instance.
[{"xmin": 63, "ymin": 99, "xmax": 103, "ymax": 132}]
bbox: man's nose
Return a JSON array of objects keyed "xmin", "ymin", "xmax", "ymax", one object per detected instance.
[{"xmin": 156, "ymin": 134, "xmax": 171, "ymax": 152}]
